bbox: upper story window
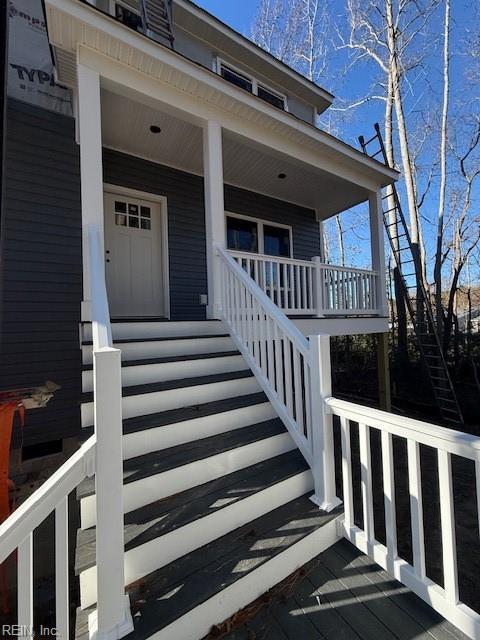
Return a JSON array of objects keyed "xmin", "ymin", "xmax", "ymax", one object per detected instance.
[
  {"xmin": 218, "ymin": 60, "xmax": 287, "ymax": 112},
  {"xmin": 111, "ymin": 1, "xmax": 143, "ymax": 32}
]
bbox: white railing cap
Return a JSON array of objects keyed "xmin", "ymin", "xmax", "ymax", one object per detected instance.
[
  {"xmin": 326, "ymin": 397, "xmax": 480, "ymax": 458},
  {"xmin": 218, "ymin": 245, "xmax": 310, "ymax": 354},
  {"xmin": 227, "ymin": 249, "xmax": 316, "ymax": 268}
]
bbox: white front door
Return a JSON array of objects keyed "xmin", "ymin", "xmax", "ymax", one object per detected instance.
[{"xmin": 104, "ymin": 191, "xmax": 165, "ymax": 317}]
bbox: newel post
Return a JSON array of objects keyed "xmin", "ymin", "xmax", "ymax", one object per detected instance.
[
  {"xmin": 308, "ymin": 334, "xmax": 342, "ymax": 512},
  {"xmin": 90, "ymin": 347, "xmax": 133, "ymax": 640}
]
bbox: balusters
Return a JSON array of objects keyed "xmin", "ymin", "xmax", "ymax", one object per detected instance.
[
  {"xmin": 292, "ymin": 349, "xmax": 304, "ymax": 433},
  {"xmin": 359, "ymin": 423, "xmax": 374, "ymax": 545},
  {"xmin": 18, "ymin": 533, "xmax": 33, "ymax": 636},
  {"xmin": 381, "ymin": 430, "xmax": 398, "ymax": 570},
  {"xmin": 55, "ymin": 498, "xmax": 69, "ymax": 640},
  {"xmin": 340, "ymin": 417, "xmax": 354, "ymax": 530},
  {"xmin": 407, "ymin": 439, "xmax": 426, "ymax": 580},
  {"xmin": 438, "ymin": 450, "xmax": 459, "ymax": 604}
]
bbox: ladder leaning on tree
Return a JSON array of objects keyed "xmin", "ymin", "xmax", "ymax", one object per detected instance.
[{"xmin": 359, "ymin": 123, "xmax": 463, "ymax": 428}]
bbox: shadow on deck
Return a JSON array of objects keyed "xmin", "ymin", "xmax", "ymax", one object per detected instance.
[{"xmin": 214, "ymin": 538, "xmax": 468, "ymax": 640}]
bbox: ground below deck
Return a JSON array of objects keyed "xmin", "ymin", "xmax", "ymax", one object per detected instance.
[{"xmin": 216, "ymin": 539, "xmax": 468, "ymax": 640}]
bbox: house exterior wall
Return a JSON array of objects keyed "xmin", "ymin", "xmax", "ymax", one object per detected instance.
[
  {"xmin": 103, "ymin": 149, "xmax": 321, "ymax": 320},
  {"xmin": 0, "ymin": 102, "xmax": 319, "ymax": 447},
  {"xmin": 172, "ymin": 28, "xmax": 316, "ymax": 125},
  {"xmin": 1, "ymin": 99, "xmax": 82, "ymax": 447}
]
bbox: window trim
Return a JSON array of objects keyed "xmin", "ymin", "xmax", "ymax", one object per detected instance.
[
  {"xmin": 225, "ymin": 211, "xmax": 293, "ymax": 257},
  {"xmin": 216, "ymin": 58, "xmax": 289, "ymax": 112}
]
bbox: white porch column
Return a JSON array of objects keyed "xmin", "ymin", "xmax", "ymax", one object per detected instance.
[
  {"xmin": 77, "ymin": 63, "xmax": 105, "ymax": 321},
  {"xmin": 203, "ymin": 120, "xmax": 225, "ymax": 319},
  {"xmin": 369, "ymin": 190, "xmax": 388, "ymax": 316}
]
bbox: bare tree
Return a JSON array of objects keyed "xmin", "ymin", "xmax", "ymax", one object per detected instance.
[{"xmin": 434, "ymin": 0, "xmax": 450, "ymax": 338}]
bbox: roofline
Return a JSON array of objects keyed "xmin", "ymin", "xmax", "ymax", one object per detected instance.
[
  {"xmin": 176, "ymin": 0, "xmax": 335, "ymax": 110},
  {"xmin": 47, "ymin": 0, "xmax": 399, "ymax": 186}
]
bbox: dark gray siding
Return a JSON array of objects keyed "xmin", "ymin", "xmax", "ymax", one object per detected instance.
[
  {"xmin": 0, "ymin": 99, "xmax": 82, "ymax": 446},
  {"xmin": 103, "ymin": 149, "xmax": 320, "ymax": 320},
  {"xmin": 103, "ymin": 149, "xmax": 208, "ymax": 321},
  {"xmin": 224, "ymin": 186, "xmax": 320, "ymax": 260}
]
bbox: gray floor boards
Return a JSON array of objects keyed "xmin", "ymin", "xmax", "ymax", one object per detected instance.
[{"xmin": 219, "ymin": 539, "xmax": 470, "ymax": 640}]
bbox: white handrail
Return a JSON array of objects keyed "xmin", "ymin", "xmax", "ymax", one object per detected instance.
[
  {"xmin": 86, "ymin": 225, "xmax": 132, "ymax": 638},
  {"xmin": 327, "ymin": 396, "xmax": 480, "ymax": 639},
  {"xmin": 226, "ymin": 249, "xmax": 381, "ymax": 316},
  {"xmin": 0, "ymin": 437, "xmax": 95, "ymax": 639},
  {"xmin": 218, "ymin": 245, "xmax": 340, "ymax": 510},
  {"xmin": 228, "ymin": 249, "xmax": 315, "ymax": 267},
  {"xmin": 218, "ymin": 246, "xmax": 312, "ymax": 462},
  {"xmin": 0, "ymin": 436, "xmax": 95, "ymax": 565}
]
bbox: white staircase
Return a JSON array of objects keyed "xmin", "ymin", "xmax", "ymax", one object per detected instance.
[{"xmin": 75, "ymin": 319, "xmax": 342, "ymax": 640}]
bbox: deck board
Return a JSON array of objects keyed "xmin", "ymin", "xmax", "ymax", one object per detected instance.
[{"xmin": 218, "ymin": 539, "xmax": 470, "ymax": 640}]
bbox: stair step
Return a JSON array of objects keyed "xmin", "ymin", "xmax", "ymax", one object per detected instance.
[
  {"xmin": 123, "ymin": 392, "xmax": 268, "ymax": 436},
  {"xmin": 78, "ymin": 420, "xmax": 295, "ymax": 527},
  {"xmin": 82, "ymin": 320, "xmax": 226, "ymax": 342},
  {"xmin": 77, "ymin": 419, "xmax": 285, "ymax": 502},
  {"xmin": 122, "ymin": 392, "xmax": 275, "ymax": 459},
  {"xmin": 75, "ymin": 496, "xmax": 342, "ymax": 640},
  {"xmin": 81, "ymin": 352, "xmax": 247, "ymax": 393},
  {"xmin": 82, "ymin": 350, "xmax": 240, "ymax": 371},
  {"xmin": 82, "ymin": 335, "xmax": 235, "ymax": 365},
  {"xmin": 75, "ymin": 449, "xmax": 310, "ymax": 575},
  {"xmin": 82, "ymin": 370, "xmax": 254, "ymax": 403},
  {"xmin": 80, "ymin": 371, "xmax": 261, "ymax": 427}
]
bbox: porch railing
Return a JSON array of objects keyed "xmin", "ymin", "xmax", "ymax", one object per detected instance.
[
  {"xmin": 218, "ymin": 245, "xmax": 340, "ymax": 510},
  {"xmin": 0, "ymin": 225, "xmax": 132, "ymax": 640},
  {"xmin": 327, "ymin": 397, "xmax": 480, "ymax": 639},
  {"xmin": 0, "ymin": 437, "xmax": 95, "ymax": 640},
  {"xmin": 227, "ymin": 250, "xmax": 380, "ymax": 317}
]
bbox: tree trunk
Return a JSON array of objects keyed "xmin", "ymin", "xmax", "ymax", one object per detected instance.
[{"xmin": 434, "ymin": 0, "xmax": 451, "ymax": 341}]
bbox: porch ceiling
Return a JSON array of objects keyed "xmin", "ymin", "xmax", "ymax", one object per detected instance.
[{"xmin": 101, "ymin": 90, "xmax": 371, "ymax": 218}]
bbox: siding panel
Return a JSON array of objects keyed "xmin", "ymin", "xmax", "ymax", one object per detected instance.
[
  {"xmin": 0, "ymin": 99, "xmax": 82, "ymax": 446},
  {"xmin": 103, "ymin": 149, "xmax": 320, "ymax": 320}
]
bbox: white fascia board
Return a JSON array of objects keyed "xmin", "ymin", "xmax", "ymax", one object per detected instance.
[{"xmin": 45, "ymin": 0, "xmax": 399, "ymax": 189}]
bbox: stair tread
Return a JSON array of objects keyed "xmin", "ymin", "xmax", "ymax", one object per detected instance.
[
  {"xmin": 122, "ymin": 392, "xmax": 268, "ymax": 435},
  {"xmin": 82, "ymin": 333, "xmax": 230, "ymax": 346},
  {"xmin": 74, "ymin": 449, "xmax": 309, "ymax": 574},
  {"xmin": 75, "ymin": 495, "xmax": 341, "ymax": 640},
  {"xmin": 82, "ymin": 350, "xmax": 240, "ymax": 371},
  {"xmin": 76, "ymin": 418, "xmax": 286, "ymax": 500},
  {"xmin": 81, "ymin": 370, "xmax": 254, "ymax": 403},
  {"xmin": 97, "ymin": 496, "xmax": 339, "ymax": 639}
]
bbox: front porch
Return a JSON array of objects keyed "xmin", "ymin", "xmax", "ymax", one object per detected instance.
[{"xmin": 85, "ymin": 83, "xmax": 389, "ymax": 333}]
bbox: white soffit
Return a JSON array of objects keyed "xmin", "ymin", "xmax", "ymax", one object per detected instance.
[{"xmin": 101, "ymin": 90, "xmax": 370, "ymax": 216}]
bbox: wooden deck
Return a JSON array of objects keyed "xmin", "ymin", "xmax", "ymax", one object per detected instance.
[{"xmin": 219, "ymin": 539, "xmax": 469, "ymax": 640}]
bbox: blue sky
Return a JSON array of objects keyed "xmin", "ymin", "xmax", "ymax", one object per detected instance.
[
  {"xmin": 194, "ymin": 1, "xmax": 479, "ymax": 274},
  {"xmin": 194, "ymin": 0, "xmax": 257, "ymax": 34}
]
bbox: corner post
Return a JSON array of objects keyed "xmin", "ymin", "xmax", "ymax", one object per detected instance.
[
  {"xmin": 90, "ymin": 347, "xmax": 133, "ymax": 640},
  {"xmin": 369, "ymin": 190, "xmax": 388, "ymax": 317},
  {"xmin": 203, "ymin": 120, "xmax": 225, "ymax": 319},
  {"xmin": 77, "ymin": 63, "xmax": 104, "ymax": 322},
  {"xmin": 309, "ymin": 334, "xmax": 342, "ymax": 512}
]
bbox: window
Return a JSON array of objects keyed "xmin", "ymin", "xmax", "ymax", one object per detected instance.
[
  {"xmin": 227, "ymin": 216, "xmax": 258, "ymax": 253},
  {"xmin": 112, "ymin": 1, "xmax": 143, "ymax": 32},
  {"xmin": 264, "ymin": 224, "xmax": 290, "ymax": 257},
  {"xmin": 226, "ymin": 214, "xmax": 292, "ymax": 257},
  {"xmin": 220, "ymin": 66, "xmax": 253, "ymax": 93},
  {"xmin": 218, "ymin": 60, "xmax": 287, "ymax": 111},
  {"xmin": 257, "ymin": 85, "xmax": 286, "ymax": 110}
]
